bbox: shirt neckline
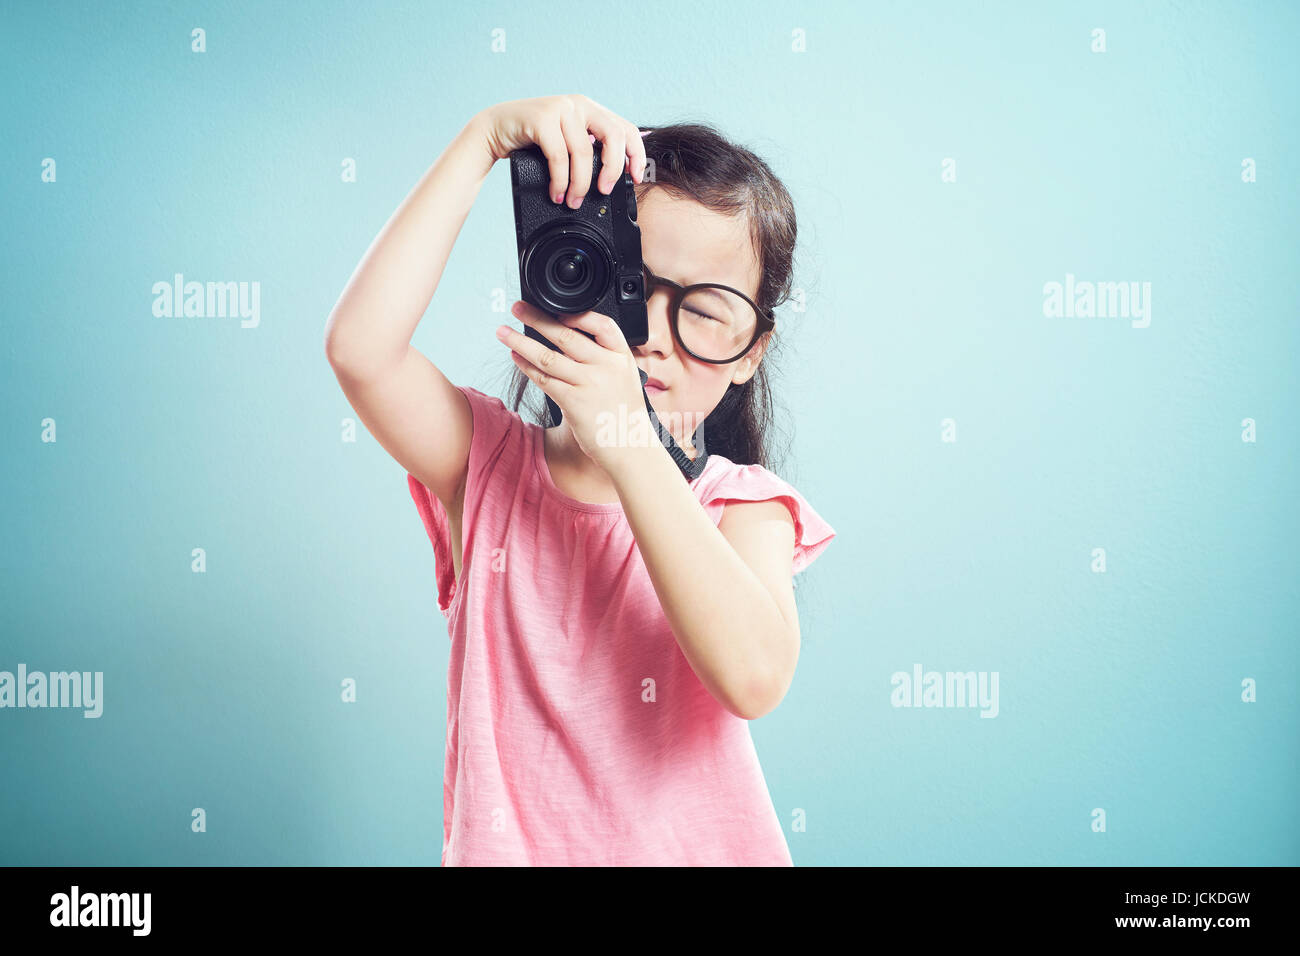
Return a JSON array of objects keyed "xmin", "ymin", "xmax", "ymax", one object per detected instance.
[
  {"xmin": 531, "ymin": 424, "xmax": 626, "ymax": 514},
  {"xmin": 530, "ymin": 422, "xmax": 714, "ymax": 514}
]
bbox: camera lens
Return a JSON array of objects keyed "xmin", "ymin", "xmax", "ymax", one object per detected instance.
[
  {"xmin": 551, "ymin": 252, "xmax": 589, "ymax": 289},
  {"xmin": 522, "ymin": 226, "xmax": 613, "ymax": 314}
]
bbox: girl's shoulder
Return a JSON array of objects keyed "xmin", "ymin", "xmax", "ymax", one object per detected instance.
[
  {"xmin": 458, "ymin": 384, "xmax": 526, "ymax": 442},
  {"xmin": 692, "ymin": 455, "xmax": 836, "ymax": 575}
]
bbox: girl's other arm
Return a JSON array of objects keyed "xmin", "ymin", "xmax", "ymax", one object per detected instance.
[
  {"xmin": 323, "ymin": 113, "xmax": 496, "ymax": 507},
  {"xmin": 608, "ymin": 441, "xmax": 799, "ymax": 721}
]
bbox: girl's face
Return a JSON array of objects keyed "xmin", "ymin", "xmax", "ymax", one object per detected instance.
[{"xmin": 631, "ymin": 187, "xmax": 769, "ymax": 455}]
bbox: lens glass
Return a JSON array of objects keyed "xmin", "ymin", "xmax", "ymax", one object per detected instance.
[
  {"xmin": 677, "ymin": 285, "xmax": 759, "ymax": 362},
  {"xmin": 550, "ymin": 251, "xmax": 589, "ymax": 290},
  {"xmin": 526, "ymin": 231, "xmax": 611, "ymax": 314}
]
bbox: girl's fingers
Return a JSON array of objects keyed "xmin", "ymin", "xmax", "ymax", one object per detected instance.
[
  {"xmin": 499, "ymin": 310, "xmax": 595, "ymax": 377},
  {"xmin": 554, "ymin": 309, "xmax": 632, "ymax": 356},
  {"xmin": 509, "ymin": 349, "xmax": 572, "ymax": 405},
  {"xmin": 491, "ymin": 317, "xmax": 585, "ymax": 385},
  {"xmin": 584, "ymin": 111, "xmax": 627, "ymax": 195},
  {"xmin": 628, "ymin": 124, "xmax": 648, "ymax": 183},
  {"xmin": 533, "ymin": 119, "xmax": 571, "ymax": 205},
  {"xmin": 558, "ymin": 105, "xmax": 594, "ymax": 208},
  {"xmin": 510, "ymin": 303, "xmax": 606, "ymax": 363},
  {"xmin": 533, "ymin": 97, "xmax": 646, "ymax": 201}
]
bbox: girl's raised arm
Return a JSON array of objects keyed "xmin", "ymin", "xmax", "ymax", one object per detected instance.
[
  {"xmin": 323, "ymin": 111, "xmax": 495, "ymax": 508},
  {"xmin": 323, "ymin": 96, "xmax": 646, "ymax": 510}
]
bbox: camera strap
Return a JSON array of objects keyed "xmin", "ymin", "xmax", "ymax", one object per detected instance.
[{"xmin": 637, "ymin": 367, "xmax": 710, "ymax": 481}]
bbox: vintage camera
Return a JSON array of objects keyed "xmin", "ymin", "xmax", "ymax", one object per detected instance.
[{"xmin": 509, "ymin": 144, "xmax": 648, "ymax": 375}]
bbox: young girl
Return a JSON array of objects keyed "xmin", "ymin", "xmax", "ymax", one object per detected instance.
[{"xmin": 325, "ymin": 94, "xmax": 835, "ymax": 866}]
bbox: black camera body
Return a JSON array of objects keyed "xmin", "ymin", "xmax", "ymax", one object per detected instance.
[{"xmin": 509, "ymin": 145, "xmax": 648, "ymax": 361}]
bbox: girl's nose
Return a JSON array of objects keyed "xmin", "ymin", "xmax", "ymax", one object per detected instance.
[{"xmin": 635, "ymin": 286, "xmax": 675, "ymax": 359}]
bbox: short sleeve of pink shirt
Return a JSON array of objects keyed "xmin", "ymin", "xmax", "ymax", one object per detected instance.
[{"xmin": 406, "ymin": 384, "xmax": 836, "ymax": 866}]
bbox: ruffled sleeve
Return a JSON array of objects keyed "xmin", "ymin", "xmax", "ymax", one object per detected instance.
[
  {"xmin": 696, "ymin": 459, "xmax": 837, "ymax": 575},
  {"xmin": 406, "ymin": 385, "xmax": 518, "ymax": 621}
]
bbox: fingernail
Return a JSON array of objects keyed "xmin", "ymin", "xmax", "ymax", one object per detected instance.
[
  {"xmin": 552, "ymin": 191, "xmax": 564, "ymax": 204},
  {"xmin": 495, "ymin": 325, "xmax": 509, "ymax": 339},
  {"xmin": 567, "ymin": 194, "xmax": 582, "ymax": 209}
]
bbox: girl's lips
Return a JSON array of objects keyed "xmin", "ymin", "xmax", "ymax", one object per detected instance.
[{"xmin": 644, "ymin": 377, "xmax": 668, "ymax": 391}]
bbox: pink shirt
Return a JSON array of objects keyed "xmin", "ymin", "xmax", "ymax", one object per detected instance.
[{"xmin": 406, "ymin": 385, "xmax": 836, "ymax": 866}]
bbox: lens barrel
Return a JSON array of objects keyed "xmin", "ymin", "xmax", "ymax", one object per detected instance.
[{"xmin": 522, "ymin": 224, "xmax": 614, "ymax": 315}]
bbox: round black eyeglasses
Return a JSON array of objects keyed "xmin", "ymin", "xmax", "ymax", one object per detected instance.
[{"xmin": 639, "ymin": 263, "xmax": 776, "ymax": 364}]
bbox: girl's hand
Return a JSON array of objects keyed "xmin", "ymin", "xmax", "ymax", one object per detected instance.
[
  {"xmin": 477, "ymin": 94, "xmax": 648, "ymax": 208},
  {"xmin": 497, "ymin": 301, "xmax": 652, "ymax": 476}
]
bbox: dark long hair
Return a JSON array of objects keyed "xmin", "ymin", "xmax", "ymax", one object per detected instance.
[{"xmin": 505, "ymin": 122, "xmax": 799, "ymax": 472}]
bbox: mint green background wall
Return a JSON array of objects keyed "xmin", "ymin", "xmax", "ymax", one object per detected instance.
[{"xmin": 2, "ymin": 0, "xmax": 1296, "ymax": 865}]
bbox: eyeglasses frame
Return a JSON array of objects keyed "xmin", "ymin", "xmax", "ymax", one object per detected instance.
[{"xmin": 639, "ymin": 263, "xmax": 776, "ymax": 365}]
